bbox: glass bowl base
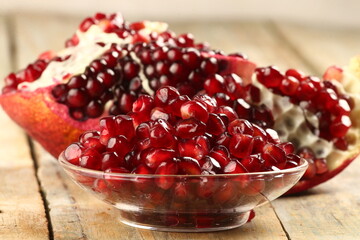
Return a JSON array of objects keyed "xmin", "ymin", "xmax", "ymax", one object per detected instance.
[{"xmin": 119, "ymin": 210, "xmax": 251, "ymax": 232}]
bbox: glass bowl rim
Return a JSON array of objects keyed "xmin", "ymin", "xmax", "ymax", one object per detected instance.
[{"xmin": 58, "ymin": 152, "xmax": 308, "ymax": 179}]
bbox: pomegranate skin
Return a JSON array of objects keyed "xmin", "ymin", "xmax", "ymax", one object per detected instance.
[{"xmin": 0, "ymin": 87, "xmax": 100, "ymax": 157}]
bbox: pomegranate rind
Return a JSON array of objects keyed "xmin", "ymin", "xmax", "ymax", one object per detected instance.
[{"xmin": 0, "ymin": 88, "xmax": 99, "ymax": 157}]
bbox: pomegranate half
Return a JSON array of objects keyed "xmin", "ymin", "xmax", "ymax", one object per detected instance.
[
  {"xmin": 252, "ymin": 58, "xmax": 360, "ymax": 194},
  {"xmin": 0, "ymin": 13, "xmax": 256, "ymax": 157}
]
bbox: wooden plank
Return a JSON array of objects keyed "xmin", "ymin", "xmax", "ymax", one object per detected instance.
[
  {"xmin": 268, "ymin": 22, "xmax": 360, "ymax": 240},
  {"xmin": 273, "ymin": 23, "xmax": 360, "ymax": 74},
  {"xmin": 16, "ymin": 14, "xmax": 288, "ymax": 239},
  {"xmin": 0, "ymin": 16, "xmax": 49, "ymax": 240},
  {"xmin": 169, "ymin": 21, "xmax": 311, "ymax": 72}
]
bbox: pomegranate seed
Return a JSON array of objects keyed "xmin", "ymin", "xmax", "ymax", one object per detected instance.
[
  {"xmin": 79, "ymin": 17, "xmax": 95, "ymax": 32},
  {"xmin": 233, "ymin": 98, "xmax": 251, "ymax": 119},
  {"xmin": 147, "ymin": 119, "xmax": 175, "ymax": 148},
  {"xmin": 101, "ymin": 152, "xmax": 122, "ymax": 170},
  {"xmin": 142, "ymin": 148, "xmax": 176, "ymax": 169},
  {"xmin": 228, "ymin": 119, "xmax": 254, "ymax": 136},
  {"xmin": 197, "ymin": 173, "xmax": 218, "ymax": 199},
  {"xmin": 256, "ymin": 66, "xmax": 283, "ymax": 88},
  {"xmin": 302, "ymin": 158, "xmax": 316, "ymax": 179},
  {"xmin": 66, "ymin": 89, "xmax": 90, "ymax": 107},
  {"xmin": 330, "ymin": 115, "xmax": 351, "ymax": 138},
  {"xmin": 280, "ymin": 76, "xmax": 299, "ymax": 96},
  {"xmin": 224, "ymin": 160, "xmax": 247, "ymax": 174},
  {"xmin": 178, "ymin": 138, "xmax": 207, "ymax": 160},
  {"xmin": 213, "ymin": 182, "xmax": 236, "ymax": 204},
  {"xmin": 86, "ymin": 100, "xmax": 104, "ymax": 118},
  {"xmin": 154, "ymin": 86, "xmax": 180, "ymax": 107},
  {"xmin": 104, "ymin": 167, "xmax": 130, "ymax": 189},
  {"xmin": 200, "ymin": 57, "xmax": 218, "ymax": 75},
  {"xmin": 155, "ymin": 162, "xmax": 178, "ymax": 190},
  {"xmin": 279, "ymin": 142, "xmax": 294, "ymax": 154},
  {"xmin": 175, "ymin": 118, "xmax": 206, "ymax": 139},
  {"xmin": 297, "ymin": 80, "xmax": 317, "ymax": 100},
  {"xmin": 200, "ymin": 156, "xmax": 221, "ymax": 173},
  {"xmin": 167, "ymin": 48, "xmax": 182, "ymax": 62},
  {"xmin": 262, "ymin": 143, "xmax": 286, "ymax": 168},
  {"xmin": 177, "ymin": 157, "xmax": 202, "ymax": 175},
  {"xmin": 206, "ymin": 113, "xmax": 226, "ymax": 136},
  {"xmin": 285, "ymin": 68, "xmax": 304, "ymax": 80},
  {"xmin": 209, "ymin": 146, "xmax": 230, "ymax": 168},
  {"xmin": 214, "ymin": 106, "xmax": 238, "ymax": 122},
  {"xmin": 182, "ymin": 49, "xmax": 200, "ymax": 68},
  {"xmin": 229, "ymin": 134, "xmax": 254, "ymax": 158},
  {"xmin": 193, "ymin": 94, "xmax": 217, "ymax": 112},
  {"xmin": 123, "ymin": 61, "xmax": 140, "ymax": 79},
  {"xmin": 204, "ymin": 74, "xmax": 225, "ymax": 95},
  {"xmin": 314, "ymin": 158, "xmax": 328, "ymax": 174},
  {"xmin": 107, "ymin": 136, "xmax": 131, "ymax": 159},
  {"xmin": 132, "ymin": 95, "xmax": 154, "ymax": 113},
  {"xmin": 79, "ymin": 148, "xmax": 102, "ymax": 170},
  {"xmin": 64, "ymin": 143, "xmax": 83, "ymax": 165},
  {"xmin": 240, "ymin": 155, "xmax": 264, "ymax": 172},
  {"xmin": 181, "ymin": 100, "xmax": 209, "ymax": 123}
]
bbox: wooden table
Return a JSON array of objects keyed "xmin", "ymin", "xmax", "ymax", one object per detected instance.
[{"xmin": 1, "ymin": 13, "xmax": 360, "ymax": 240}]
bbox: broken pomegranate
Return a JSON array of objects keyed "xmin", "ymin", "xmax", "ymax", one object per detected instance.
[
  {"xmin": 59, "ymin": 87, "xmax": 307, "ymax": 231},
  {"xmin": 0, "ymin": 12, "xmax": 255, "ymax": 157},
  {"xmin": 188, "ymin": 57, "xmax": 360, "ymax": 193},
  {"xmin": 250, "ymin": 60, "xmax": 360, "ymax": 193}
]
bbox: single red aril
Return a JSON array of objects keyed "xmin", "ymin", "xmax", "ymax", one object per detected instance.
[
  {"xmin": 262, "ymin": 143, "xmax": 286, "ymax": 168},
  {"xmin": 155, "ymin": 161, "xmax": 178, "ymax": 190},
  {"xmin": 177, "ymin": 157, "xmax": 202, "ymax": 175},
  {"xmin": 208, "ymin": 146, "xmax": 231, "ymax": 168},
  {"xmin": 154, "ymin": 86, "xmax": 180, "ymax": 107},
  {"xmin": 142, "ymin": 148, "xmax": 176, "ymax": 169},
  {"xmin": 204, "ymin": 74, "xmax": 225, "ymax": 95},
  {"xmin": 101, "ymin": 152, "xmax": 122, "ymax": 170},
  {"xmin": 227, "ymin": 119, "xmax": 254, "ymax": 136},
  {"xmin": 107, "ymin": 136, "xmax": 131, "ymax": 159},
  {"xmin": 64, "ymin": 143, "xmax": 83, "ymax": 165},
  {"xmin": 206, "ymin": 113, "xmax": 226, "ymax": 136},
  {"xmin": 180, "ymin": 100, "xmax": 209, "ymax": 123},
  {"xmin": 233, "ymin": 98, "xmax": 251, "ymax": 119},
  {"xmin": 256, "ymin": 66, "xmax": 283, "ymax": 88},
  {"xmin": 197, "ymin": 173, "xmax": 218, "ymax": 199},
  {"xmin": 79, "ymin": 148, "xmax": 102, "ymax": 170},
  {"xmin": 229, "ymin": 134, "xmax": 254, "ymax": 159},
  {"xmin": 175, "ymin": 118, "xmax": 206, "ymax": 139}
]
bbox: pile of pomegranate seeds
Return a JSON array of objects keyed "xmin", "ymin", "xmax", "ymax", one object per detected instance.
[
  {"xmin": 255, "ymin": 66, "xmax": 353, "ymax": 149},
  {"xmin": 64, "ymin": 86, "xmax": 302, "ymax": 177}
]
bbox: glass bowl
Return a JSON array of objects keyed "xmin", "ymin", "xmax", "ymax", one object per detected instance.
[{"xmin": 58, "ymin": 154, "xmax": 308, "ymax": 232}]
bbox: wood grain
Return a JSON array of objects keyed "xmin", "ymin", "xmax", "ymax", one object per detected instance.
[
  {"xmin": 0, "ymin": 16, "xmax": 49, "ymax": 240},
  {"xmin": 273, "ymin": 23, "xmax": 360, "ymax": 74}
]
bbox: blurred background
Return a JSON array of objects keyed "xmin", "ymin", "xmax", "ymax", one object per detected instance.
[
  {"xmin": 0, "ymin": 0, "xmax": 359, "ymax": 76},
  {"xmin": 0, "ymin": 0, "xmax": 359, "ymax": 27}
]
